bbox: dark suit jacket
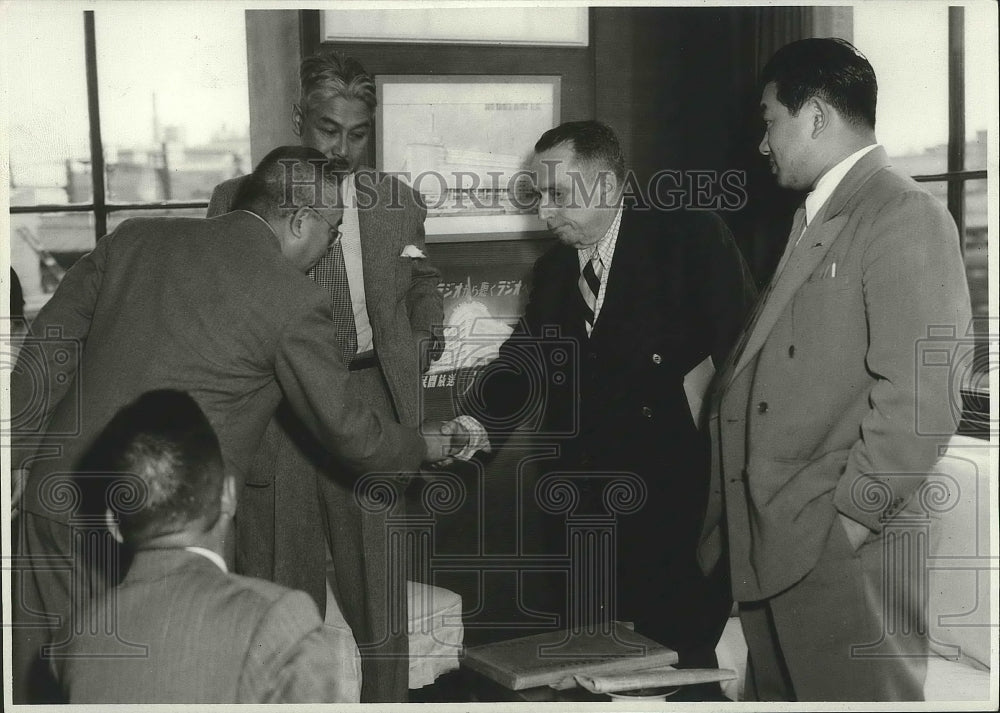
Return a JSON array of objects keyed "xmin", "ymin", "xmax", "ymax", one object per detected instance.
[
  {"xmin": 208, "ymin": 171, "xmax": 442, "ymax": 702},
  {"xmin": 464, "ymin": 207, "xmax": 756, "ymax": 654},
  {"xmin": 55, "ymin": 549, "xmax": 355, "ymax": 703},
  {"xmin": 12, "ymin": 210, "xmax": 425, "ymax": 525}
]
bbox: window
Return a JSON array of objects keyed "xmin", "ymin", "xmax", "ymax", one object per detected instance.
[
  {"xmin": 7, "ymin": 6, "xmax": 250, "ymax": 319},
  {"xmin": 854, "ymin": 3, "xmax": 992, "ymax": 435}
]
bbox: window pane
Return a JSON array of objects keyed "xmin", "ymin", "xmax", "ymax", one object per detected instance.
[
  {"xmin": 106, "ymin": 207, "xmax": 210, "ymax": 232},
  {"xmin": 965, "ymin": 3, "xmax": 995, "ymax": 171},
  {"xmin": 854, "ymin": 4, "xmax": 949, "ymax": 174},
  {"xmin": 6, "ymin": 7, "xmax": 91, "ymax": 206},
  {"xmin": 10, "ymin": 213, "xmax": 97, "ymax": 319},
  {"xmin": 964, "ymin": 178, "xmax": 987, "ymax": 336},
  {"xmin": 95, "ymin": 7, "xmax": 251, "ymax": 203}
]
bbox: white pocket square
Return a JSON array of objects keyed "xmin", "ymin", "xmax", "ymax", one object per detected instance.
[{"xmin": 399, "ymin": 245, "xmax": 427, "ymax": 259}]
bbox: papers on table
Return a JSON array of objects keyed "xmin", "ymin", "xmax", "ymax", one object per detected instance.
[{"xmin": 574, "ymin": 665, "xmax": 737, "ymax": 694}]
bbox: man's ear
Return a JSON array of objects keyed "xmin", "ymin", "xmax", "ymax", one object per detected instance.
[
  {"xmin": 219, "ymin": 474, "xmax": 237, "ymax": 520},
  {"xmin": 290, "ymin": 206, "xmax": 310, "ymax": 239},
  {"xmin": 600, "ymin": 170, "xmax": 619, "ymax": 205},
  {"xmin": 810, "ymin": 97, "xmax": 830, "ymax": 139},
  {"xmin": 291, "ymin": 104, "xmax": 304, "ymax": 137},
  {"xmin": 105, "ymin": 508, "xmax": 123, "ymax": 544}
]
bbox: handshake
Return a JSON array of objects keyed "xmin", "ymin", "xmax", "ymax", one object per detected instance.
[{"xmin": 420, "ymin": 417, "xmax": 475, "ymax": 466}]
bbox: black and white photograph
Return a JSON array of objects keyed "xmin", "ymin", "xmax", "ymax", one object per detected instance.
[{"xmin": 1, "ymin": 0, "xmax": 997, "ymax": 708}]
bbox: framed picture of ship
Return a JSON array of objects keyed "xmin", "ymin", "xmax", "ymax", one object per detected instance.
[{"xmin": 375, "ymin": 75, "xmax": 561, "ymax": 242}]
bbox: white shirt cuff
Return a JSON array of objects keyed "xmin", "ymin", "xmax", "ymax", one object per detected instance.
[{"xmin": 452, "ymin": 415, "xmax": 491, "ymax": 461}]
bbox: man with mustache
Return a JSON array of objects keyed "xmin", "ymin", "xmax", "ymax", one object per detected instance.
[{"xmin": 208, "ymin": 50, "xmax": 444, "ymax": 703}]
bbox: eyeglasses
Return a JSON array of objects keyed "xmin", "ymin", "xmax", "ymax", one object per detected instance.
[{"xmin": 308, "ymin": 206, "xmax": 342, "ymax": 245}]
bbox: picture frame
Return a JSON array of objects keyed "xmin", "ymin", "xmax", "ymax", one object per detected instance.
[
  {"xmin": 321, "ymin": 8, "xmax": 588, "ymax": 47},
  {"xmin": 375, "ymin": 75, "xmax": 561, "ymax": 241}
]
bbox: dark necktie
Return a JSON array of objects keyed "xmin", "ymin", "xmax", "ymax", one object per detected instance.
[{"xmin": 308, "ymin": 239, "xmax": 359, "ymax": 366}]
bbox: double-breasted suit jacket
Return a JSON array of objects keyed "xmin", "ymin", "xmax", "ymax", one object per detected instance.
[
  {"xmin": 698, "ymin": 147, "xmax": 972, "ymax": 603},
  {"xmin": 466, "ymin": 207, "xmax": 756, "ymax": 657}
]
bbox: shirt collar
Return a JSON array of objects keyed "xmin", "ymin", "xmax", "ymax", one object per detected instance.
[
  {"xmin": 805, "ymin": 143, "xmax": 879, "ymax": 226},
  {"xmin": 184, "ymin": 546, "xmax": 228, "ymax": 573}
]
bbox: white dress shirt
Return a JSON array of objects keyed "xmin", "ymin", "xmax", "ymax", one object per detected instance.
[
  {"xmin": 341, "ymin": 174, "xmax": 374, "ymax": 354},
  {"xmin": 577, "ymin": 204, "xmax": 624, "ymax": 334},
  {"xmin": 805, "ymin": 143, "xmax": 880, "ymax": 227}
]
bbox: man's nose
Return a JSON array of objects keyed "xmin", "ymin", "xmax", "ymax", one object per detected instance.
[
  {"xmin": 758, "ymin": 133, "xmax": 770, "ymax": 156},
  {"xmin": 537, "ymin": 197, "xmax": 554, "ymax": 220},
  {"xmin": 334, "ymin": 133, "xmax": 349, "ymax": 158}
]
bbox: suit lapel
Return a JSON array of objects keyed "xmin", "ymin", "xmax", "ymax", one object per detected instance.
[
  {"xmin": 729, "ymin": 215, "xmax": 844, "ymax": 377},
  {"xmin": 545, "ymin": 244, "xmax": 589, "ymax": 343},
  {"xmin": 727, "ymin": 146, "xmax": 890, "ymax": 384},
  {"xmin": 356, "ymin": 171, "xmax": 394, "ymax": 319}
]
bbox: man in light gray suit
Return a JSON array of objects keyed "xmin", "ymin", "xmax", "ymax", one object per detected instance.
[
  {"xmin": 698, "ymin": 38, "xmax": 972, "ymax": 701},
  {"xmin": 54, "ymin": 390, "xmax": 359, "ymax": 703},
  {"xmin": 208, "ymin": 50, "xmax": 444, "ymax": 702}
]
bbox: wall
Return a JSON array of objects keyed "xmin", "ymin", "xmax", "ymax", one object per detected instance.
[
  {"xmin": 241, "ymin": 7, "xmax": 841, "ymax": 279},
  {"xmin": 246, "ymin": 10, "xmax": 301, "ymax": 164}
]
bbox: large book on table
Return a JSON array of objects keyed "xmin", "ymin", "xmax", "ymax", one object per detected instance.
[{"xmin": 461, "ymin": 623, "xmax": 678, "ymax": 691}]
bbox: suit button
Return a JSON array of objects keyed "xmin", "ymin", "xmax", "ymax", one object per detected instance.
[
  {"xmin": 757, "ymin": 401, "xmax": 769, "ymax": 414},
  {"xmin": 588, "ymin": 352, "xmax": 598, "ymax": 360},
  {"xmin": 641, "ymin": 406, "xmax": 653, "ymax": 419},
  {"xmin": 651, "ymin": 353, "xmax": 662, "ymax": 365},
  {"xmin": 788, "ymin": 345, "xmax": 795, "ymax": 358}
]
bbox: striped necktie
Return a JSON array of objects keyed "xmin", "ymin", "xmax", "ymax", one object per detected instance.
[
  {"xmin": 308, "ymin": 239, "xmax": 359, "ymax": 366},
  {"xmin": 579, "ymin": 252, "xmax": 604, "ymax": 333}
]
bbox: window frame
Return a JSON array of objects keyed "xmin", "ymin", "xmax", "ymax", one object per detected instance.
[
  {"xmin": 8, "ymin": 11, "xmax": 213, "ymax": 235},
  {"xmin": 901, "ymin": 6, "xmax": 989, "ymax": 436}
]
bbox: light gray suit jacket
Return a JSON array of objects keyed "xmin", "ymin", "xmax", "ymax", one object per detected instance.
[
  {"xmin": 208, "ymin": 171, "xmax": 442, "ymax": 702},
  {"xmin": 208, "ymin": 170, "xmax": 442, "ymax": 424},
  {"xmin": 55, "ymin": 549, "xmax": 356, "ymax": 703},
  {"xmin": 698, "ymin": 147, "xmax": 972, "ymax": 601},
  {"xmin": 12, "ymin": 211, "xmax": 426, "ymax": 521}
]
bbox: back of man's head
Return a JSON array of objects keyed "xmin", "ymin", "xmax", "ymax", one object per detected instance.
[
  {"xmin": 299, "ymin": 49, "xmax": 377, "ymax": 114},
  {"xmin": 761, "ymin": 37, "xmax": 877, "ymax": 130},
  {"xmin": 233, "ymin": 145, "xmax": 342, "ymax": 222},
  {"xmin": 534, "ymin": 120, "xmax": 627, "ymax": 186},
  {"xmin": 94, "ymin": 390, "xmax": 225, "ymax": 546}
]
